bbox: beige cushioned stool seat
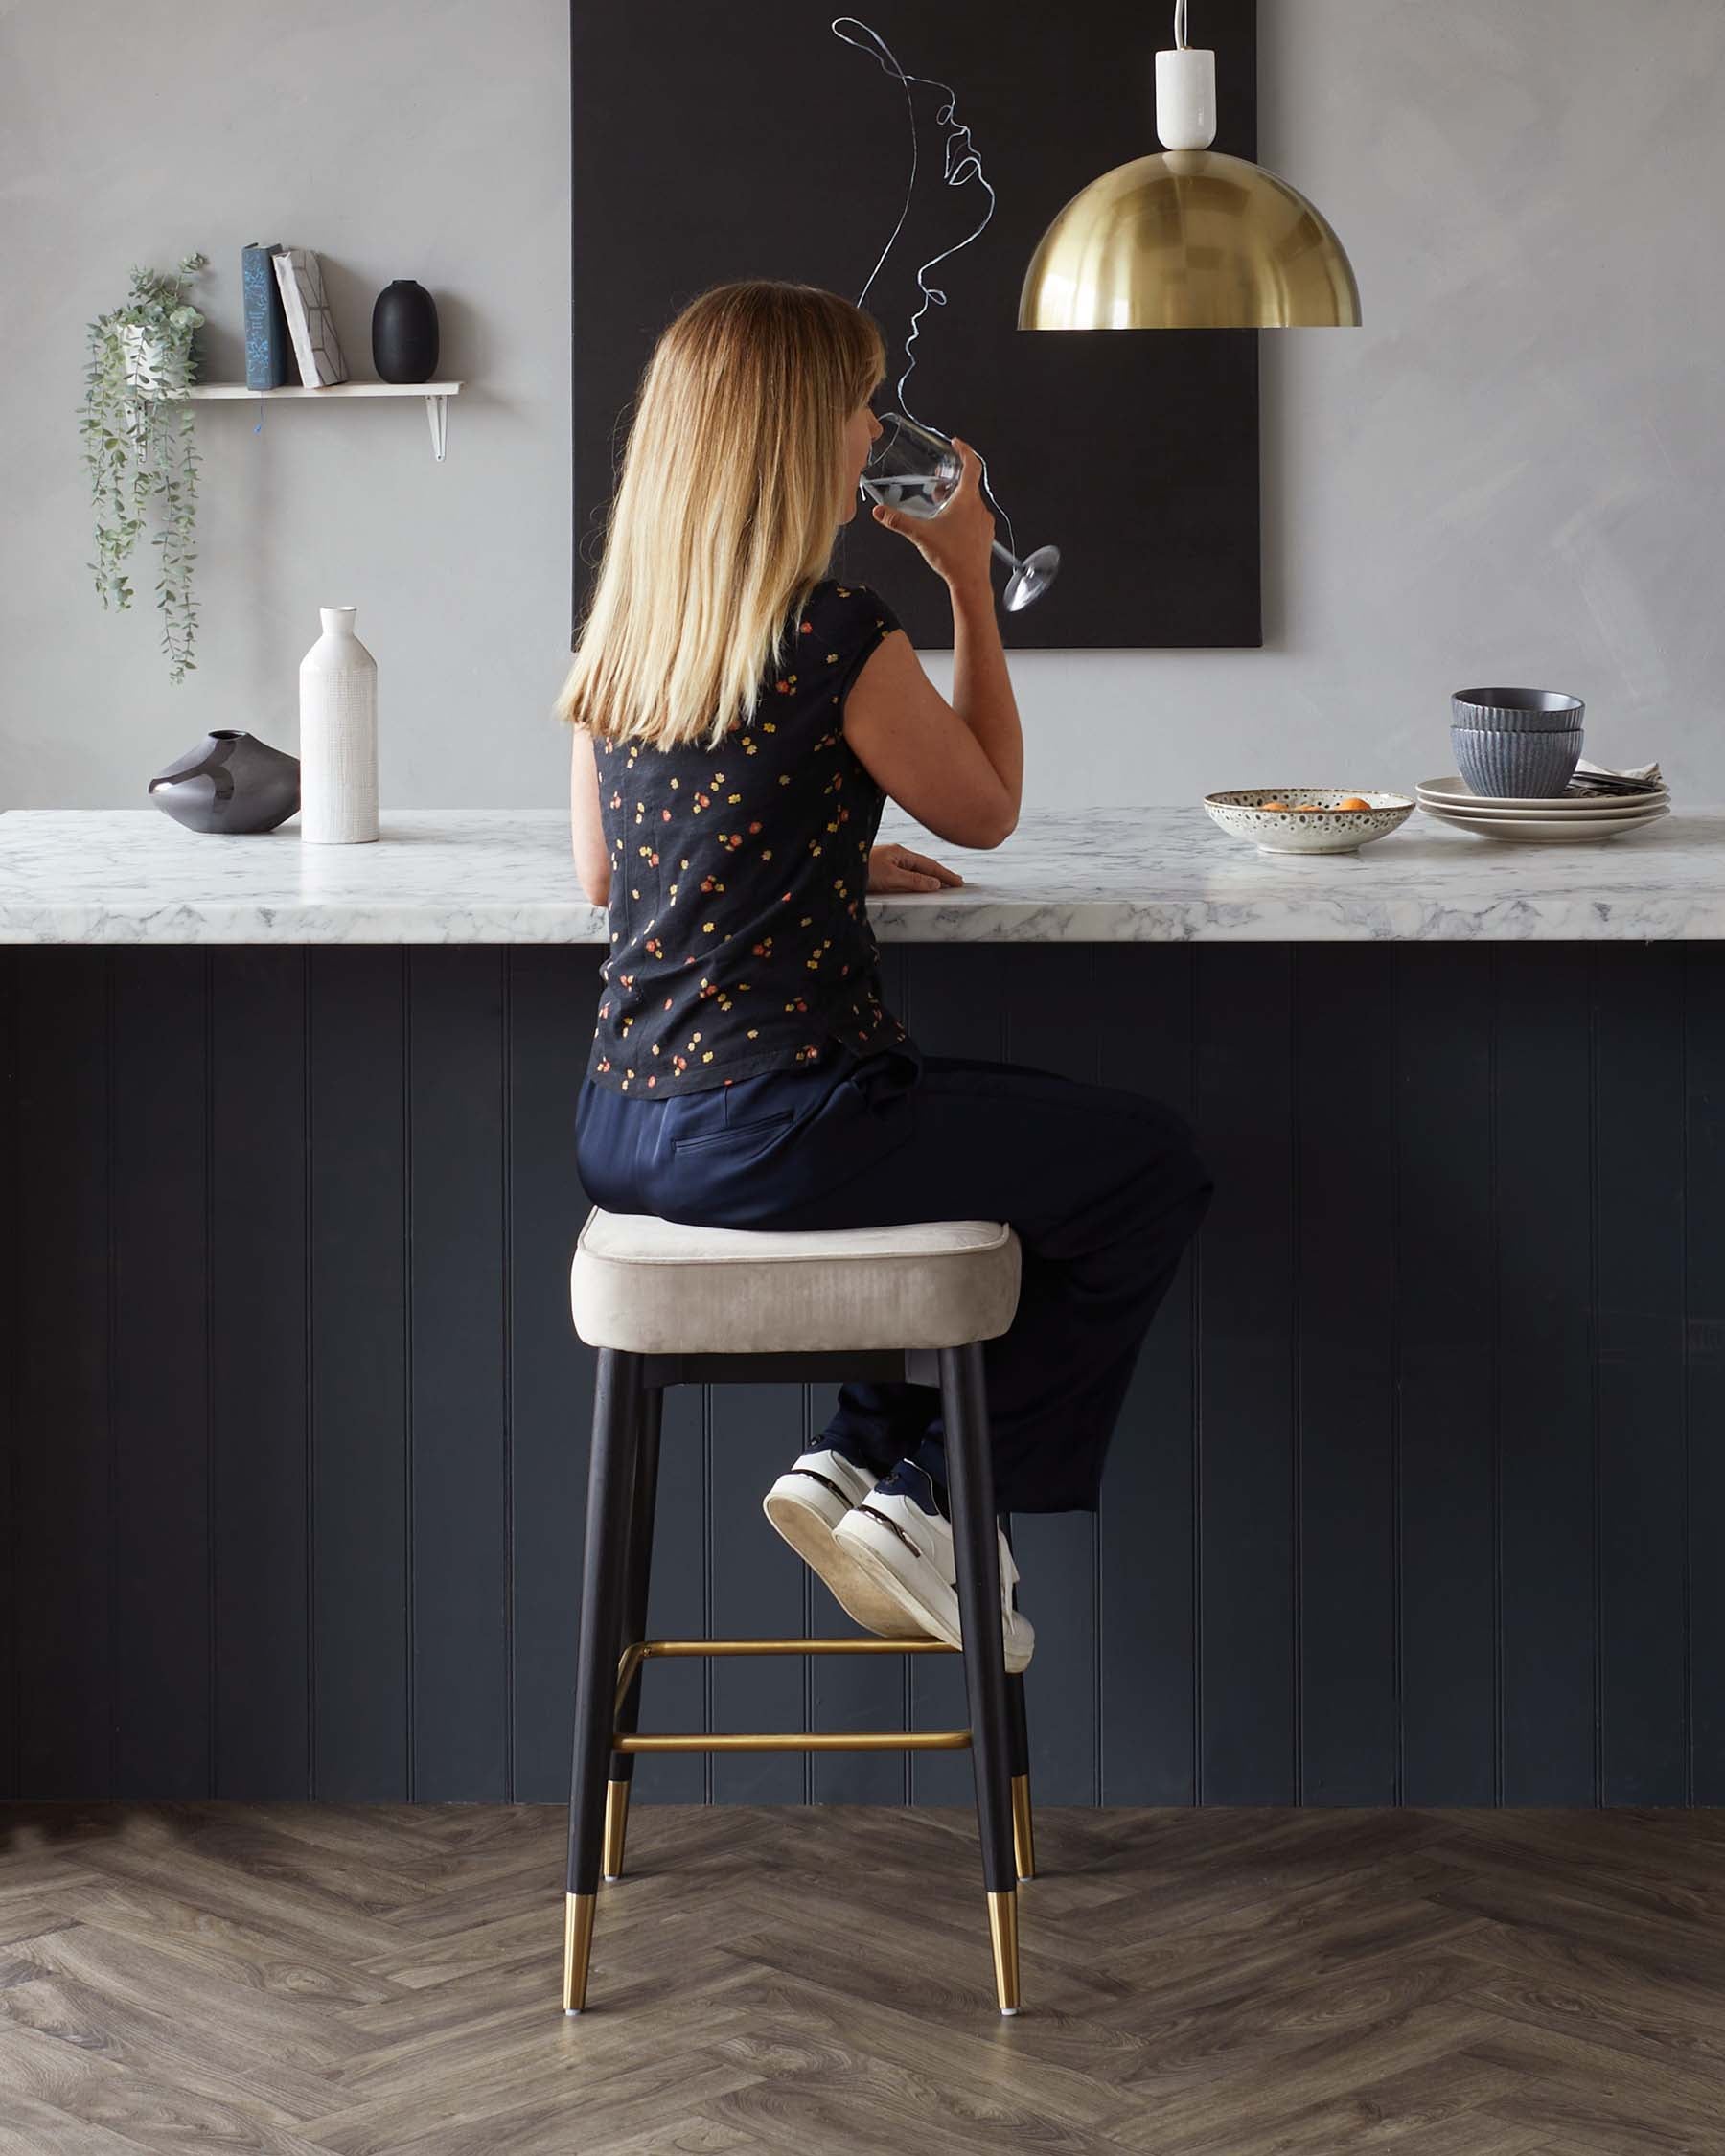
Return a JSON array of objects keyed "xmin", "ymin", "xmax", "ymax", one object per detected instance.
[{"xmin": 570, "ymin": 1208, "xmax": 1022, "ymax": 1356}]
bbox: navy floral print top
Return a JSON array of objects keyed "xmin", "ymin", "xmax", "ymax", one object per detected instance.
[{"xmin": 587, "ymin": 580, "xmax": 914, "ymax": 1095}]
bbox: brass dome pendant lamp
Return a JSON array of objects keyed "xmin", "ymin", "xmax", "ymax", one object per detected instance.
[{"xmin": 1019, "ymin": 0, "xmax": 1361, "ymax": 331}]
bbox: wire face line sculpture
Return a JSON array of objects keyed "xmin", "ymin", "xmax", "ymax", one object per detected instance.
[{"xmin": 829, "ymin": 16, "xmax": 1060, "ymax": 610}]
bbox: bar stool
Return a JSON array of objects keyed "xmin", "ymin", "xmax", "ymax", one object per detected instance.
[{"xmin": 562, "ymin": 1205, "xmax": 1035, "ymax": 2017}]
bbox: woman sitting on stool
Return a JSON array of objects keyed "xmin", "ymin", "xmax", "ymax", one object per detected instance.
[{"xmin": 555, "ymin": 279, "xmax": 1213, "ymax": 1669}]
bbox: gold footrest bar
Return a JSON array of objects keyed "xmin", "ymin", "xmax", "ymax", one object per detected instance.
[
  {"xmin": 615, "ymin": 1636, "xmax": 959, "ymax": 1719},
  {"xmin": 614, "ymin": 1729, "xmax": 972, "ymax": 1754},
  {"xmin": 634, "ymin": 1637, "xmax": 958, "ymax": 1655},
  {"xmin": 615, "ymin": 1644, "xmax": 646, "ymax": 1720}
]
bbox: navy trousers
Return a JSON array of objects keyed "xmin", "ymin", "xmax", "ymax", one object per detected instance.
[{"xmin": 574, "ymin": 1042, "xmax": 1212, "ymax": 1513}]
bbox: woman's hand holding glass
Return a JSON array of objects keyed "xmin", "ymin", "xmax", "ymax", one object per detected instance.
[
  {"xmin": 867, "ymin": 434, "xmax": 996, "ymax": 598},
  {"xmin": 861, "ymin": 412, "xmax": 1060, "ymax": 610}
]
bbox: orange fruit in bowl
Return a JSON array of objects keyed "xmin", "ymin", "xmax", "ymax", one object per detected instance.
[
  {"xmin": 1336, "ymin": 794, "xmax": 1371, "ymax": 811},
  {"xmin": 1259, "ymin": 799, "xmax": 1289, "ymax": 812},
  {"xmin": 1294, "ymin": 802, "xmax": 1323, "ymax": 812}
]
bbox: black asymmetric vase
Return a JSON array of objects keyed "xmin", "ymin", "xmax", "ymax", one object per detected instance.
[
  {"xmin": 148, "ymin": 729, "xmax": 301, "ymax": 835},
  {"xmin": 372, "ymin": 279, "xmax": 439, "ymax": 382}
]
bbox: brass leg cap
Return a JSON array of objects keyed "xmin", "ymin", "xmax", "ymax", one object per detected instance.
[
  {"xmin": 1011, "ymin": 1771, "xmax": 1036, "ymax": 1881},
  {"xmin": 562, "ymin": 1892, "xmax": 596, "ymax": 2013},
  {"xmin": 987, "ymin": 1888, "xmax": 1021, "ymax": 2015},
  {"xmin": 602, "ymin": 1778, "xmax": 632, "ymax": 1882}
]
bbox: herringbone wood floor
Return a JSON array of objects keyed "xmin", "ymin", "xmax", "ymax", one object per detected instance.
[{"xmin": 5, "ymin": 1801, "xmax": 1725, "ymax": 2153}]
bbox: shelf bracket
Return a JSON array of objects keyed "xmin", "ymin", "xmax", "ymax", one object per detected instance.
[{"xmin": 426, "ymin": 392, "xmax": 449, "ymax": 463}]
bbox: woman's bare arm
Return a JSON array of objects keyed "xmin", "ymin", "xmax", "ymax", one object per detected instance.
[
  {"xmin": 569, "ymin": 727, "xmax": 610, "ymax": 904},
  {"xmin": 840, "ymin": 438, "xmax": 1023, "ymax": 850},
  {"xmin": 841, "ymin": 627, "xmax": 1019, "ymax": 849}
]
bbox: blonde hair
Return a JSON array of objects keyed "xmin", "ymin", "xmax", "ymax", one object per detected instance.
[{"xmin": 553, "ymin": 281, "xmax": 886, "ymax": 750}]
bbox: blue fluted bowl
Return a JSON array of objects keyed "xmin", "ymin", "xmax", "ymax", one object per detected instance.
[
  {"xmin": 1451, "ymin": 724, "xmax": 1583, "ymax": 800},
  {"xmin": 1452, "ymin": 687, "xmax": 1585, "ymax": 733}
]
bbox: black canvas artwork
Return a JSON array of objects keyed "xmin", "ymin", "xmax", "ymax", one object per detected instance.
[{"xmin": 571, "ymin": 2, "xmax": 1259, "ymax": 650}]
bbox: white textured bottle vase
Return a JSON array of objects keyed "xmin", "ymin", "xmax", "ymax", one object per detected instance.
[{"xmin": 298, "ymin": 605, "xmax": 379, "ymax": 843}]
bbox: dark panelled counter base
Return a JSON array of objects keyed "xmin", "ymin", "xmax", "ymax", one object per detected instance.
[{"xmin": 4, "ymin": 941, "xmax": 1723, "ymax": 1809}]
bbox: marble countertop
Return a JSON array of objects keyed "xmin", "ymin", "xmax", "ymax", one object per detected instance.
[{"xmin": 0, "ymin": 805, "xmax": 1719, "ymax": 944}]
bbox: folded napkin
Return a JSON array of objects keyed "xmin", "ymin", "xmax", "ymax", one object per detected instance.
[{"xmin": 1565, "ymin": 757, "xmax": 1665, "ymax": 798}]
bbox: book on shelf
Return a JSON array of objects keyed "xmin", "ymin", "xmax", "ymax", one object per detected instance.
[
  {"xmin": 241, "ymin": 242, "xmax": 292, "ymax": 390},
  {"xmin": 271, "ymin": 247, "xmax": 350, "ymax": 388}
]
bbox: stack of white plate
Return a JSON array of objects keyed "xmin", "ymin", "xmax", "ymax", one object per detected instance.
[{"xmin": 1416, "ymin": 775, "xmax": 1671, "ymax": 843}]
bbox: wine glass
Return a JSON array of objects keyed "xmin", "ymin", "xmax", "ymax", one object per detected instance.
[{"xmin": 860, "ymin": 412, "xmax": 1061, "ymax": 612}]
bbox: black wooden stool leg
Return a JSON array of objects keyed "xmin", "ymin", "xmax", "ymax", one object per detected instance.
[
  {"xmin": 939, "ymin": 1339, "xmax": 1022, "ymax": 2015},
  {"xmin": 603, "ymin": 1385, "xmax": 663, "ymax": 1882},
  {"xmin": 563, "ymin": 1348, "xmax": 643, "ymax": 2012},
  {"xmin": 1002, "ymin": 1515, "xmax": 1036, "ymax": 1882}
]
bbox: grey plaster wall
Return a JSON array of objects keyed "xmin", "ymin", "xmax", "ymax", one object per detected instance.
[{"xmin": 4, "ymin": 1, "xmax": 1719, "ymax": 813}]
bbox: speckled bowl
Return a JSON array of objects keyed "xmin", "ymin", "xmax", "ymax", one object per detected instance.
[{"xmin": 1203, "ymin": 788, "xmax": 1414, "ymax": 856}]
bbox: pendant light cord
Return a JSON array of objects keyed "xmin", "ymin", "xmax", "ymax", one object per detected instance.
[{"xmin": 1174, "ymin": 0, "xmax": 1189, "ymax": 49}]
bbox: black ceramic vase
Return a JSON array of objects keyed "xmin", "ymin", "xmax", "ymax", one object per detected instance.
[
  {"xmin": 148, "ymin": 730, "xmax": 301, "ymax": 835},
  {"xmin": 372, "ymin": 279, "xmax": 439, "ymax": 383}
]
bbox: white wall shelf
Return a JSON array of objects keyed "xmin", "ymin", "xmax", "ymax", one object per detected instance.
[{"xmin": 181, "ymin": 380, "xmax": 464, "ymax": 462}]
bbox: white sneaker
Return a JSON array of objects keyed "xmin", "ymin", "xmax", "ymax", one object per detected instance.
[
  {"xmin": 833, "ymin": 1460, "xmax": 1034, "ymax": 1673},
  {"xmin": 763, "ymin": 1444, "xmax": 934, "ymax": 1641}
]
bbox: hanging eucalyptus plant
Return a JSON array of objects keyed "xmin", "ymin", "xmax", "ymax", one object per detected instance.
[{"xmin": 80, "ymin": 252, "xmax": 209, "ymax": 684}]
